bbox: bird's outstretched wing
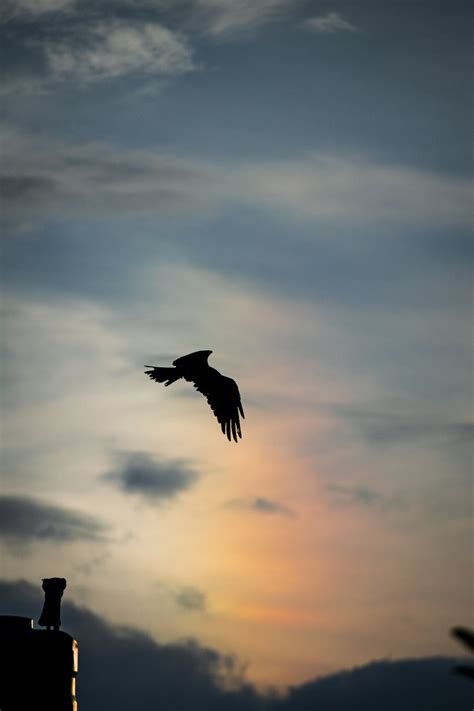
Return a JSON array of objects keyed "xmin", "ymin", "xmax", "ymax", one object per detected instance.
[
  {"xmin": 145, "ymin": 350, "xmax": 244, "ymax": 441},
  {"xmin": 193, "ymin": 374, "xmax": 245, "ymax": 442}
]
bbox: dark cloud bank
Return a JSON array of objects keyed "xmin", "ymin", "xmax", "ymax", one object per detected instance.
[
  {"xmin": 0, "ymin": 495, "xmax": 106, "ymax": 547},
  {"xmin": 1, "ymin": 580, "xmax": 471, "ymax": 711}
]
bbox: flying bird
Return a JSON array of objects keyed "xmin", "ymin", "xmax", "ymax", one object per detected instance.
[{"xmin": 145, "ymin": 350, "xmax": 244, "ymax": 442}]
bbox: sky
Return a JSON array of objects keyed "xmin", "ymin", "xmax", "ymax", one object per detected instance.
[{"xmin": 0, "ymin": 0, "xmax": 473, "ymax": 707}]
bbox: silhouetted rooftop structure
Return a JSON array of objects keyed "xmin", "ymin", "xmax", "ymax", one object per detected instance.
[{"xmin": 0, "ymin": 578, "xmax": 78, "ymax": 710}]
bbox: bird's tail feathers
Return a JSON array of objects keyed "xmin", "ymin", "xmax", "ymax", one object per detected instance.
[{"xmin": 144, "ymin": 366, "xmax": 182, "ymax": 386}]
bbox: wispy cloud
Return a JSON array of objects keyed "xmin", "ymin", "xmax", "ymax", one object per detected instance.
[
  {"xmin": 46, "ymin": 20, "xmax": 195, "ymax": 84},
  {"xmin": 304, "ymin": 12, "xmax": 359, "ymax": 35},
  {"xmin": 325, "ymin": 484, "xmax": 386, "ymax": 508},
  {"xmin": 197, "ymin": 0, "xmax": 291, "ymax": 36},
  {"xmin": 103, "ymin": 452, "xmax": 199, "ymax": 503},
  {"xmin": 1, "ymin": 0, "xmax": 290, "ymax": 94},
  {"xmin": 331, "ymin": 406, "xmax": 474, "ymax": 447},
  {"xmin": 0, "ymin": 495, "xmax": 108, "ymax": 549},
  {"xmin": 1, "ymin": 0, "xmax": 75, "ymax": 21},
  {"xmin": 363, "ymin": 420, "xmax": 474, "ymax": 447},
  {"xmin": 1, "ymin": 127, "xmax": 212, "ymax": 224},
  {"xmin": 3, "ymin": 128, "xmax": 471, "ymax": 231},
  {"xmin": 1, "ymin": 9, "xmax": 194, "ymax": 94},
  {"xmin": 238, "ymin": 154, "xmax": 472, "ymax": 228},
  {"xmin": 0, "ymin": 174, "xmax": 57, "ymax": 206},
  {"xmin": 225, "ymin": 496, "xmax": 295, "ymax": 518}
]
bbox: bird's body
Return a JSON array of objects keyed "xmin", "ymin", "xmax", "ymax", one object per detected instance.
[{"xmin": 145, "ymin": 350, "xmax": 244, "ymax": 442}]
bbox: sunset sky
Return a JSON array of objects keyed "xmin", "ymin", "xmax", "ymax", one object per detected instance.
[{"xmin": 1, "ymin": 0, "xmax": 472, "ymax": 702}]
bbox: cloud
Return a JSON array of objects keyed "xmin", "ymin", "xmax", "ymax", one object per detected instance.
[
  {"xmin": 0, "ymin": 174, "xmax": 58, "ymax": 206},
  {"xmin": 174, "ymin": 585, "xmax": 207, "ymax": 611},
  {"xmin": 3, "ymin": 128, "xmax": 471, "ymax": 231},
  {"xmin": 2, "ymin": 0, "xmax": 292, "ymax": 38},
  {"xmin": 332, "ymin": 407, "xmax": 474, "ymax": 447},
  {"xmin": 325, "ymin": 484, "xmax": 385, "ymax": 508},
  {"xmin": 0, "ymin": 579, "xmax": 263, "ymax": 711},
  {"xmin": 225, "ymin": 496, "xmax": 295, "ymax": 518},
  {"xmin": 1, "ymin": 8, "xmax": 194, "ymax": 94},
  {"xmin": 0, "ymin": 579, "xmax": 471, "ymax": 711},
  {"xmin": 0, "ymin": 0, "xmax": 294, "ymax": 94},
  {"xmin": 196, "ymin": 0, "xmax": 291, "ymax": 36},
  {"xmin": 277, "ymin": 657, "xmax": 472, "ymax": 711},
  {"xmin": 0, "ymin": 0, "xmax": 74, "ymax": 20},
  {"xmin": 238, "ymin": 154, "xmax": 472, "ymax": 228},
  {"xmin": 0, "ymin": 495, "xmax": 107, "ymax": 548},
  {"xmin": 46, "ymin": 20, "xmax": 195, "ymax": 84},
  {"xmin": 0, "ymin": 76, "xmax": 49, "ymax": 98},
  {"xmin": 304, "ymin": 12, "xmax": 359, "ymax": 35},
  {"xmin": 155, "ymin": 580, "xmax": 208, "ymax": 611},
  {"xmin": 1, "ymin": 128, "xmax": 212, "ymax": 223},
  {"xmin": 364, "ymin": 420, "xmax": 474, "ymax": 447},
  {"xmin": 103, "ymin": 452, "xmax": 199, "ymax": 503}
]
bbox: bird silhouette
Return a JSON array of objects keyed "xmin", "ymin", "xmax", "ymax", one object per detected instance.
[
  {"xmin": 451, "ymin": 627, "xmax": 474, "ymax": 680},
  {"xmin": 145, "ymin": 350, "xmax": 244, "ymax": 442}
]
